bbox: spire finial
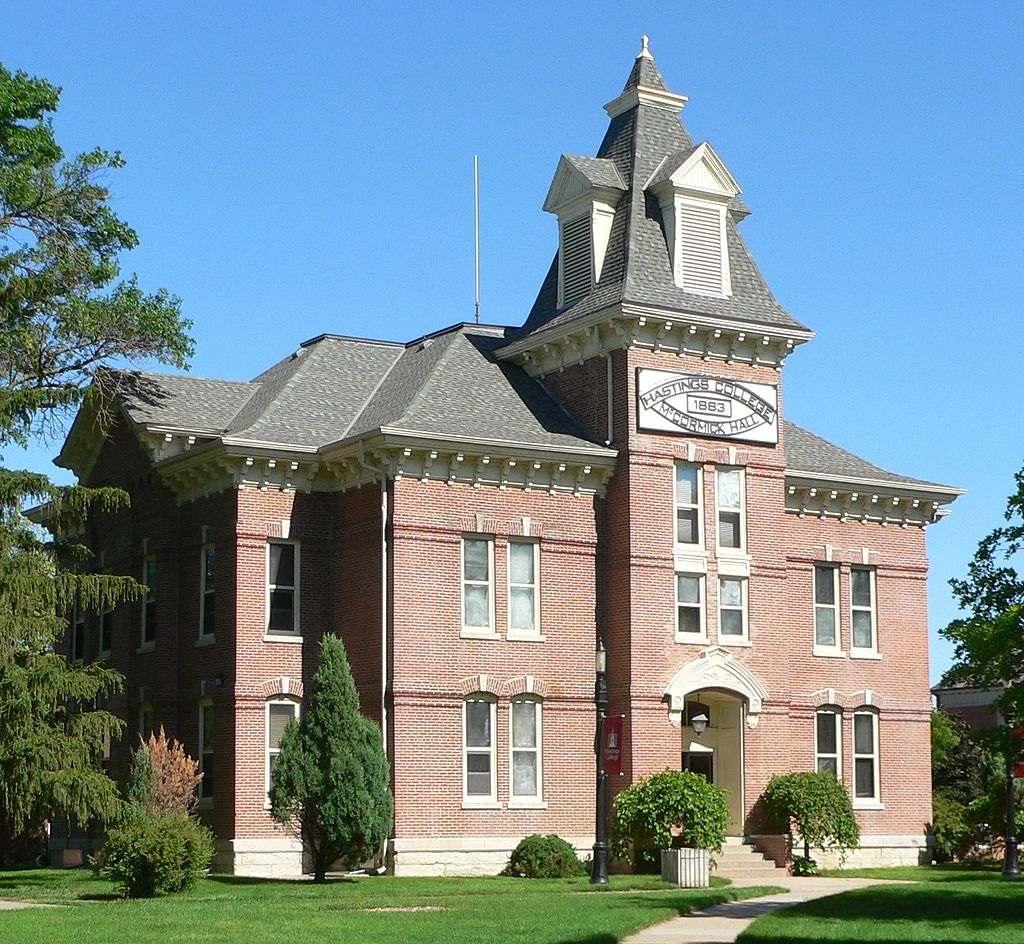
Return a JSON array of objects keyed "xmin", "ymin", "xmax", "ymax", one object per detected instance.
[{"xmin": 638, "ymin": 35, "xmax": 652, "ymax": 59}]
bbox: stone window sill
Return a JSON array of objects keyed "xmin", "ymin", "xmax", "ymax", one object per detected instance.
[
  {"xmin": 460, "ymin": 629, "xmax": 499, "ymax": 641},
  {"xmin": 263, "ymin": 633, "xmax": 303, "ymax": 644},
  {"xmin": 136, "ymin": 642, "xmax": 156, "ymax": 655},
  {"xmin": 461, "ymin": 800, "xmax": 501, "ymax": 810},
  {"xmin": 813, "ymin": 648, "xmax": 847, "ymax": 659},
  {"xmin": 195, "ymin": 635, "xmax": 216, "ymax": 648}
]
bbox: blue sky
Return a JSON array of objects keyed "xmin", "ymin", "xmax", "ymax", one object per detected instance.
[{"xmin": 4, "ymin": 1, "xmax": 1022, "ymax": 684}]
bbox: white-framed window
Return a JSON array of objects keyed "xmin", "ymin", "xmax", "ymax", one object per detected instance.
[
  {"xmin": 508, "ymin": 540, "xmax": 540, "ymax": 636},
  {"xmin": 510, "ymin": 697, "xmax": 542, "ymax": 803},
  {"xmin": 142, "ymin": 554, "xmax": 157, "ymax": 646},
  {"xmin": 266, "ymin": 697, "xmax": 300, "ymax": 798},
  {"xmin": 138, "ymin": 702, "xmax": 154, "ymax": 741},
  {"xmin": 267, "ymin": 541, "xmax": 299, "ymax": 635},
  {"xmin": 716, "ymin": 468, "xmax": 745, "ymax": 551},
  {"xmin": 674, "ymin": 462, "xmax": 702, "ymax": 546},
  {"xmin": 461, "ymin": 536, "xmax": 494, "ymax": 634},
  {"xmin": 200, "ymin": 544, "xmax": 216, "ymax": 639},
  {"xmin": 72, "ymin": 600, "xmax": 86, "ymax": 663},
  {"xmin": 851, "ymin": 567, "xmax": 877, "ymax": 654},
  {"xmin": 199, "ymin": 699, "xmax": 214, "ymax": 801},
  {"xmin": 815, "ymin": 709, "xmax": 842, "ymax": 779},
  {"xmin": 853, "ymin": 710, "xmax": 880, "ymax": 804},
  {"xmin": 813, "ymin": 565, "xmax": 840, "ymax": 651},
  {"xmin": 463, "ymin": 694, "xmax": 496, "ymax": 803},
  {"xmin": 718, "ymin": 576, "xmax": 747, "ymax": 641},
  {"xmin": 676, "ymin": 574, "xmax": 705, "ymax": 639}
]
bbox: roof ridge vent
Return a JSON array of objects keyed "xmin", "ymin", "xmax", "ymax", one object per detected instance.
[{"xmin": 419, "ymin": 338, "xmax": 433, "ymax": 351}]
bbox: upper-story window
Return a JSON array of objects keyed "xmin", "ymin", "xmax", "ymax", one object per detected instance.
[
  {"xmin": 138, "ymin": 702, "xmax": 155, "ymax": 741},
  {"xmin": 508, "ymin": 540, "xmax": 540, "ymax": 637},
  {"xmin": 676, "ymin": 574, "xmax": 705, "ymax": 639},
  {"xmin": 461, "ymin": 536, "xmax": 494, "ymax": 635},
  {"xmin": 851, "ymin": 568, "xmax": 877, "ymax": 654},
  {"xmin": 99, "ymin": 587, "xmax": 113, "ymax": 657},
  {"xmin": 716, "ymin": 468, "xmax": 745, "ymax": 551},
  {"xmin": 718, "ymin": 576, "xmax": 747, "ymax": 641},
  {"xmin": 675, "ymin": 463, "xmax": 702, "ymax": 545},
  {"xmin": 813, "ymin": 565, "xmax": 840, "ymax": 652},
  {"xmin": 141, "ymin": 555, "xmax": 157, "ymax": 648},
  {"xmin": 200, "ymin": 544, "xmax": 216, "ymax": 639},
  {"xmin": 267, "ymin": 541, "xmax": 299, "ymax": 635}
]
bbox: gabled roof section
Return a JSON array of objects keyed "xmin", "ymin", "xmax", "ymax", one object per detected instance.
[
  {"xmin": 508, "ymin": 38, "xmax": 812, "ymax": 352},
  {"xmin": 646, "ymin": 142, "xmax": 740, "ymax": 197}
]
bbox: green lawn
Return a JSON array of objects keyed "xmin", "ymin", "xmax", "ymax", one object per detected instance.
[
  {"xmin": 0, "ymin": 869, "xmax": 782, "ymax": 944},
  {"xmin": 737, "ymin": 863, "xmax": 1024, "ymax": 943}
]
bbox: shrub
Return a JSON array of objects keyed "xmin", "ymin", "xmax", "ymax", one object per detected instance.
[
  {"xmin": 762, "ymin": 772, "xmax": 859, "ymax": 862},
  {"xmin": 931, "ymin": 793, "xmax": 970, "ymax": 861},
  {"xmin": 98, "ymin": 810, "xmax": 213, "ymax": 898},
  {"xmin": 502, "ymin": 833, "xmax": 587, "ymax": 878},
  {"xmin": 790, "ymin": 854, "xmax": 818, "ymax": 876},
  {"xmin": 612, "ymin": 769, "xmax": 729, "ymax": 871},
  {"xmin": 136, "ymin": 727, "xmax": 203, "ymax": 814}
]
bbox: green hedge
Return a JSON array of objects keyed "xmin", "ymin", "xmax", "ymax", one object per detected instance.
[{"xmin": 502, "ymin": 834, "xmax": 587, "ymax": 878}]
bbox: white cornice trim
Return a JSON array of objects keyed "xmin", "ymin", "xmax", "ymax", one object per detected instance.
[{"xmin": 604, "ymin": 84, "xmax": 688, "ymax": 119}]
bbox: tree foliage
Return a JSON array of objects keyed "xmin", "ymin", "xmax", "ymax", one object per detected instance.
[
  {"xmin": 269, "ymin": 635, "xmax": 393, "ymax": 882},
  {"xmin": 942, "ymin": 464, "xmax": 1024, "ymax": 723},
  {"xmin": 611, "ymin": 769, "xmax": 729, "ymax": 871},
  {"xmin": 0, "ymin": 61, "xmax": 192, "ymax": 842},
  {"xmin": 131, "ymin": 727, "xmax": 202, "ymax": 815},
  {"xmin": 762, "ymin": 771, "xmax": 860, "ymax": 864}
]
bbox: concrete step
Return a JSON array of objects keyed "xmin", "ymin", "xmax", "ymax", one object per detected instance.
[{"xmin": 713, "ymin": 865, "xmax": 785, "ymax": 884}]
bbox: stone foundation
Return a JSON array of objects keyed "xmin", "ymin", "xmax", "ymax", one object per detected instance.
[
  {"xmin": 388, "ymin": 835, "xmax": 593, "ymax": 877},
  {"xmin": 215, "ymin": 837, "xmax": 304, "ymax": 878},
  {"xmin": 802, "ymin": 834, "xmax": 931, "ymax": 869}
]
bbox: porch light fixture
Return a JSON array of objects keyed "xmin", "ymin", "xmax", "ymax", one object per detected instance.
[
  {"xmin": 690, "ymin": 712, "xmax": 709, "ymax": 737},
  {"xmin": 591, "ymin": 639, "xmax": 609, "ymax": 884}
]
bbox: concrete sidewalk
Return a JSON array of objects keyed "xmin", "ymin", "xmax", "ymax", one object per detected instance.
[{"xmin": 623, "ymin": 876, "xmax": 893, "ymax": 944}]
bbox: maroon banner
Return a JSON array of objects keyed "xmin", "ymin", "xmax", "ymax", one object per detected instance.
[
  {"xmin": 1015, "ymin": 726, "xmax": 1024, "ymax": 779},
  {"xmin": 603, "ymin": 715, "xmax": 624, "ymax": 777}
]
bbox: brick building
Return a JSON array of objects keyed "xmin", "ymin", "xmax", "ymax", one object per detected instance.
[{"xmin": 54, "ymin": 39, "xmax": 961, "ymax": 875}]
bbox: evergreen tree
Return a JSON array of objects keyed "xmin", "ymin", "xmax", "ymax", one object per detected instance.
[
  {"xmin": 0, "ymin": 62, "xmax": 192, "ymax": 856},
  {"xmin": 269, "ymin": 635, "xmax": 393, "ymax": 882}
]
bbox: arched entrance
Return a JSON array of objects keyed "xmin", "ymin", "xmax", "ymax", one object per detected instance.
[{"xmin": 664, "ymin": 648, "xmax": 769, "ymax": 837}]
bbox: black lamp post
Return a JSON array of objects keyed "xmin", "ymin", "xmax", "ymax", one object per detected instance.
[
  {"xmin": 1003, "ymin": 714, "xmax": 1020, "ymax": 877},
  {"xmin": 591, "ymin": 639, "xmax": 610, "ymax": 884}
]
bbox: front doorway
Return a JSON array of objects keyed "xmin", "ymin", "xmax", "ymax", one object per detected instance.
[{"xmin": 681, "ymin": 691, "xmax": 744, "ymax": 836}]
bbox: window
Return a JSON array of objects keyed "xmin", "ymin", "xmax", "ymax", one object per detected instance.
[
  {"xmin": 510, "ymin": 697, "xmax": 542, "ymax": 803},
  {"xmin": 508, "ymin": 540, "xmax": 539, "ymax": 636},
  {"xmin": 72, "ymin": 601, "xmax": 86, "ymax": 663},
  {"xmin": 718, "ymin": 576, "xmax": 747, "ymax": 640},
  {"xmin": 266, "ymin": 698, "xmax": 299, "ymax": 796},
  {"xmin": 100, "ymin": 596, "xmax": 113, "ymax": 656},
  {"xmin": 199, "ymin": 700, "xmax": 214, "ymax": 800},
  {"xmin": 853, "ymin": 711, "xmax": 880, "ymax": 803},
  {"xmin": 138, "ymin": 703, "xmax": 154, "ymax": 741},
  {"xmin": 851, "ymin": 568, "xmax": 876, "ymax": 653},
  {"xmin": 674, "ymin": 463, "xmax": 702, "ymax": 545},
  {"xmin": 814, "ymin": 565, "xmax": 840, "ymax": 650},
  {"xmin": 462, "ymin": 537, "xmax": 494, "ymax": 634},
  {"xmin": 676, "ymin": 574, "xmax": 704, "ymax": 638},
  {"xmin": 267, "ymin": 542, "xmax": 298, "ymax": 634},
  {"xmin": 716, "ymin": 468, "xmax": 745, "ymax": 551},
  {"xmin": 463, "ymin": 695, "xmax": 496, "ymax": 802},
  {"xmin": 142, "ymin": 554, "xmax": 157, "ymax": 646},
  {"xmin": 200, "ymin": 544, "xmax": 216, "ymax": 639},
  {"xmin": 815, "ymin": 710, "xmax": 841, "ymax": 778}
]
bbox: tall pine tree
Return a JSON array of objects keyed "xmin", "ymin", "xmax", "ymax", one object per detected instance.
[
  {"xmin": 0, "ymin": 62, "xmax": 193, "ymax": 857},
  {"xmin": 269, "ymin": 635, "xmax": 393, "ymax": 882}
]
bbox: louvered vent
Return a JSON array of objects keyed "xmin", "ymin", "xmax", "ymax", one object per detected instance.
[
  {"xmin": 560, "ymin": 215, "xmax": 593, "ymax": 305},
  {"xmin": 680, "ymin": 203, "xmax": 725, "ymax": 295}
]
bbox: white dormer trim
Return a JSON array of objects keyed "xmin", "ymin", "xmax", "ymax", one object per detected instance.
[
  {"xmin": 544, "ymin": 156, "xmax": 626, "ymax": 308},
  {"xmin": 648, "ymin": 142, "xmax": 740, "ymax": 297}
]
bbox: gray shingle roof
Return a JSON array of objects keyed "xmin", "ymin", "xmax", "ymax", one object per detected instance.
[
  {"xmin": 118, "ymin": 373, "xmax": 256, "ymax": 433},
  {"xmin": 511, "ymin": 47, "xmax": 810, "ymax": 345},
  {"xmin": 784, "ymin": 420, "xmax": 955, "ymax": 491},
  {"xmin": 563, "ymin": 155, "xmax": 627, "ymax": 191}
]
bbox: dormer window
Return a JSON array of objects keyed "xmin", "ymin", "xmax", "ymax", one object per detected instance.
[
  {"xmin": 648, "ymin": 142, "xmax": 740, "ymax": 297},
  {"xmin": 544, "ymin": 154, "xmax": 626, "ymax": 308}
]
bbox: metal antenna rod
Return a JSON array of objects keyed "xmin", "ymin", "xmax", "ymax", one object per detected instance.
[{"xmin": 474, "ymin": 155, "xmax": 480, "ymax": 324}]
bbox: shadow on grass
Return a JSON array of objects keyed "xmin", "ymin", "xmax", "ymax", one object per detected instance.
[{"xmin": 203, "ymin": 874, "xmax": 361, "ymax": 888}]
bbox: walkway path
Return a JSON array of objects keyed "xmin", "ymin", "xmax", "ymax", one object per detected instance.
[{"xmin": 623, "ymin": 876, "xmax": 895, "ymax": 944}]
